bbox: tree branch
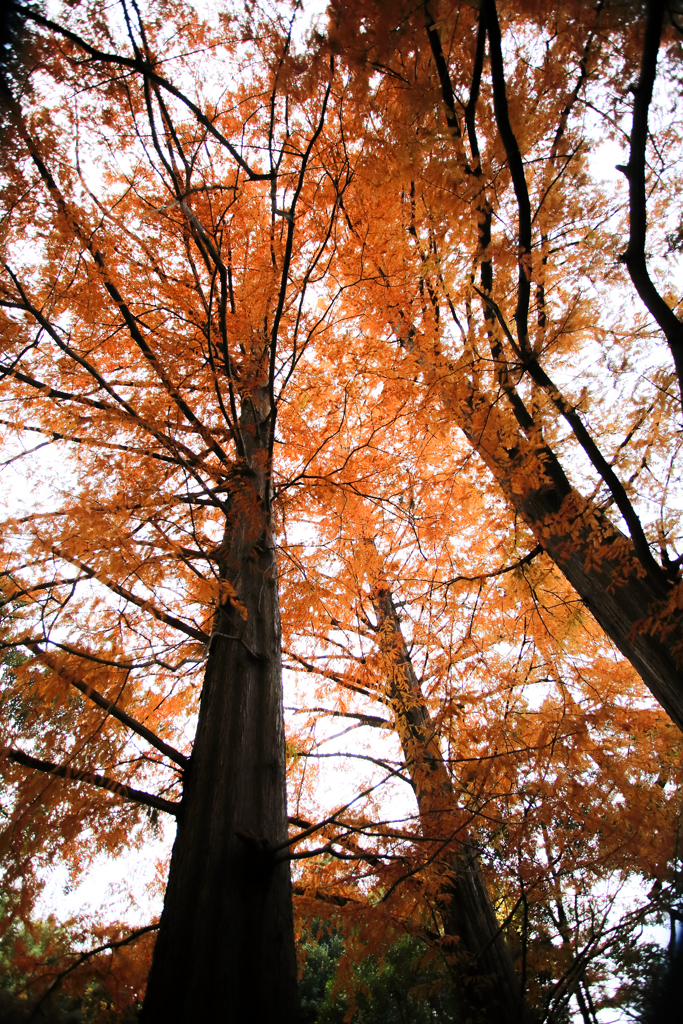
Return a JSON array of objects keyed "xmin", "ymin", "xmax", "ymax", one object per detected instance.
[
  {"xmin": 14, "ymin": 6, "xmax": 272, "ymax": 182},
  {"xmin": 25, "ymin": 643, "xmax": 188, "ymax": 769},
  {"xmin": 484, "ymin": 0, "xmax": 533, "ymax": 350},
  {"xmin": 50, "ymin": 546, "xmax": 210, "ymax": 644},
  {"xmin": 5, "ymin": 748, "xmax": 180, "ymax": 815},
  {"xmin": 285, "ymin": 705, "xmax": 391, "ymax": 729},
  {"xmin": 618, "ymin": 0, "xmax": 683, "ymax": 409}
]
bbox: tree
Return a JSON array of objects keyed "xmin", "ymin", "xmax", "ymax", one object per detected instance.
[
  {"xmin": 283, "ymin": 498, "xmax": 682, "ymax": 1022},
  {"xmin": 326, "ymin": 0, "xmax": 683, "ymax": 731},
  {"xmin": 0, "ymin": 1, "xmax": 349, "ymax": 1018},
  {"xmin": 277, "ymin": 374, "xmax": 682, "ymax": 1021}
]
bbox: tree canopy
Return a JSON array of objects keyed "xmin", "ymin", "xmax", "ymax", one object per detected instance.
[{"xmin": 0, "ymin": 0, "xmax": 682, "ymax": 1020}]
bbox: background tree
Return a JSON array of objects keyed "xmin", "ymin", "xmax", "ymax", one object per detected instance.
[
  {"xmin": 327, "ymin": 0, "xmax": 683, "ymax": 731},
  {"xmin": 277, "ymin": 364, "xmax": 682, "ymax": 1021},
  {"xmin": 298, "ymin": 923, "xmax": 460, "ymax": 1024}
]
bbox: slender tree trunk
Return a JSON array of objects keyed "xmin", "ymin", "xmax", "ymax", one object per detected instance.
[
  {"xmin": 371, "ymin": 585, "xmax": 536, "ymax": 1024},
  {"xmin": 141, "ymin": 393, "xmax": 300, "ymax": 1023}
]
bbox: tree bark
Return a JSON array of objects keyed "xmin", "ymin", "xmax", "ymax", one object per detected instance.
[
  {"xmin": 444, "ymin": 383, "xmax": 683, "ymax": 733},
  {"xmin": 371, "ymin": 585, "xmax": 536, "ymax": 1024},
  {"xmin": 141, "ymin": 392, "xmax": 300, "ymax": 1023}
]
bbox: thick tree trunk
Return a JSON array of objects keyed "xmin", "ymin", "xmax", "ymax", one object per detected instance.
[
  {"xmin": 372, "ymin": 586, "xmax": 535, "ymax": 1024},
  {"xmin": 141, "ymin": 397, "xmax": 300, "ymax": 1023},
  {"xmin": 441, "ymin": 382, "xmax": 683, "ymax": 734}
]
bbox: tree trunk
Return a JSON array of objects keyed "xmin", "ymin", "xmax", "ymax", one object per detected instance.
[
  {"xmin": 445, "ymin": 383, "xmax": 683, "ymax": 733},
  {"xmin": 141, "ymin": 394, "xmax": 300, "ymax": 1023},
  {"xmin": 372, "ymin": 585, "xmax": 535, "ymax": 1024}
]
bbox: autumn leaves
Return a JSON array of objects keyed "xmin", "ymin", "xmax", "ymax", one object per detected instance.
[{"xmin": 0, "ymin": 0, "xmax": 682, "ymax": 1019}]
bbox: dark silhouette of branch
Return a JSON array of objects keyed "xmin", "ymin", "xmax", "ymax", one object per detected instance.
[
  {"xmin": 618, "ymin": 0, "xmax": 683, "ymax": 409},
  {"xmin": 13, "ymin": 5, "xmax": 272, "ymax": 182},
  {"xmin": 485, "ymin": 0, "xmax": 532, "ymax": 350},
  {"xmin": 26, "ymin": 642, "xmax": 188, "ymax": 768},
  {"xmin": 5, "ymin": 748, "xmax": 179, "ymax": 815}
]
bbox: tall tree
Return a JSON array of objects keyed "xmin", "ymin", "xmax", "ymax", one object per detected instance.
[
  {"xmin": 370, "ymin": 579, "xmax": 532, "ymax": 1024},
  {"xmin": 0, "ymin": 1, "xmax": 348, "ymax": 1018},
  {"xmin": 277, "ymin": 388, "xmax": 682, "ymax": 1022}
]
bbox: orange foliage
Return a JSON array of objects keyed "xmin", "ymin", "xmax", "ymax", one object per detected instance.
[{"xmin": 0, "ymin": 0, "xmax": 682, "ymax": 1018}]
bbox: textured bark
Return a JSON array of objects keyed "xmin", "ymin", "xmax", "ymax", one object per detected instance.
[
  {"xmin": 447, "ymin": 384, "xmax": 683, "ymax": 733},
  {"xmin": 521, "ymin": 488, "xmax": 683, "ymax": 725},
  {"xmin": 141, "ymin": 392, "xmax": 300, "ymax": 1023},
  {"xmin": 372, "ymin": 586, "xmax": 536, "ymax": 1024},
  {"xmin": 442, "ymin": 845, "xmax": 534, "ymax": 1024}
]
